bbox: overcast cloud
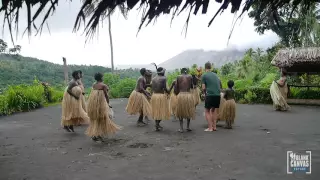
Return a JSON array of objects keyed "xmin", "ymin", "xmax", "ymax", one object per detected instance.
[{"xmin": 1, "ymin": 0, "xmax": 279, "ymax": 67}]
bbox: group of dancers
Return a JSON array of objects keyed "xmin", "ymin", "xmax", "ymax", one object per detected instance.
[
  {"xmin": 60, "ymin": 62, "xmax": 237, "ymax": 142},
  {"xmin": 61, "ymin": 70, "xmax": 121, "ymax": 142}
]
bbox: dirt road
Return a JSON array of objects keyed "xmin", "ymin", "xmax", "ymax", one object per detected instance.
[{"xmin": 1, "ymin": 99, "xmax": 319, "ymax": 180}]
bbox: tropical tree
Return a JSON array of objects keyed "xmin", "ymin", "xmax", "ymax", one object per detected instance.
[
  {"xmin": 14, "ymin": 45, "xmax": 21, "ymax": 54},
  {"xmin": 249, "ymin": 1, "xmax": 320, "ymax": 47},
  {"xmin": 0, "ymin": 39, "xmax": 8, "ymax": 53},
  {"xmin": 9, "ymin": 48, "xmax": 16, "ymax": 54},
  {"xmin": 82, "ymin": 2, "xmax": 128, "ymax": 72}
]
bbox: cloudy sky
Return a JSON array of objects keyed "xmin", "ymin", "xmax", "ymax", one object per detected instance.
[{"xmin": 1, "ymin": 1, "xmax": 279, "ymax": 67}]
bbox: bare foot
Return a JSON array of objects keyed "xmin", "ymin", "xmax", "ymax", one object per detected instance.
[
  {"xmin": 92, "ymin": 136, "xmax": 99, "ymax": 142},
  {"xmin": 97, "ymin": 136, "xmax": 105, "ymax": 142},
  {"xmin": 68, "ymin": 126, "xmax": 75, "ymax": 132},
  {"xmin": 63, "ymin": 126, "xmax": 71, "ymax": 132},
  {"xmin": 137, "ymin": 121, "xmax": 146, "ymax": 127}
]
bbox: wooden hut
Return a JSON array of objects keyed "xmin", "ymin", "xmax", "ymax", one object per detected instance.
[{"xmin": 271, "ymin": 47, "xmax": 320, "ymax": 105}]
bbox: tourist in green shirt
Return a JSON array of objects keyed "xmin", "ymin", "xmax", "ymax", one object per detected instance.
[{"xmin": 201, "ymin": 62, "xmax": 221, "ymax": 132}]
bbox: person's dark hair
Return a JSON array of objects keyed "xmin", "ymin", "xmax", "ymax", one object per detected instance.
[
  {"xmin": 281, "ymin": 68, "xmax": 287, "ymax": 76},
  {"xmin": 94, "ymin": 72, "xmax": 103, "ymax": 81},
  {"xmin": 72, "ymin": 70, "xmax": 79, "ymax": 79},
  {"xmin": 78, "ymin": 70, "xmax": 82, "ymax": 75},
  {"xmin": 157, "ymin": 67, "xmax": 164, "ymax": 72},
  {"xmin": 140, "ymin": 68, "xmax": 146, "ymax": 75},
  {"xmin": 227, "ymin": 80, "xmax": 234, "ymax": 88},
  {"xmin": 181, "ymin": 67, "xmax": 188, "ymax": 74},
  {"xmin": 205, "ymin": 62, "xmax": 211, "ymax": 70}
]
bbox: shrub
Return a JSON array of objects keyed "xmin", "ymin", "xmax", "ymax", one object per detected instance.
[
  {"xmin": 234, "ymin": 79, "xmax": 253, "ymax": 89},
  {"xmin": 259, "ymin": 73, "xmax": 277, "ymax": 88},
  {"xmin": 244, "ymin": 90, "xmax": 257, "ymax": 103},
  {"xmin": 109, "ymin": 78, "xmax": 136, "ymax": 98},
  {"xmin": 235, "ymin": 87, "xmax": 272, "ymax": 104},
  {"xmin": 5, "ymin": 84, "xmax": 45, "ymax": 112},
  {"xmin": 50, "ymin": 88, "xmax": 64, "ymax": 102},
  {"xmin": 0, "ymin": 83, "xmax": 64, "ymax": 115}
]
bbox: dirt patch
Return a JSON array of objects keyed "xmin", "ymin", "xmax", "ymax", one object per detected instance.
[{"xmin": 127, "ymin": 142, "xmax": 153, "ymax": 148}]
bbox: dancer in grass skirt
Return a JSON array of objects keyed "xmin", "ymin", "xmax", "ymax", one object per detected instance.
[
  {"xmin": 175, "ymin": 68, "xmax": 195, "ymax": 132},
  {"xmin": 126, "ymin": 68, "xmax": 152, "ymax": 126},
  {"xmin": 270, "ymin": 68, "xmax": 290, "ymax": 111},
  {"xmin": 150, "ymin": 67, "xmax": 171, "ymax": 131},
  {"xmin": 86, "ymin": 73, "xmax": 122, "ymax": 142},
  {"xmin": 61, "ymin": 71, "xmax": 89, "ymax": 132},
  {"xmin": 220, "ymin": 80, "xmax": 236, "ymax": 129}
]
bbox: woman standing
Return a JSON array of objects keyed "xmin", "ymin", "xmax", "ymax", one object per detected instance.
[
  {"xmin": 86, "ymin": 73, "xmax": 122, "ymax": 142},
  {"xmin": 270, "ymin": 68, "xmax": 290, "ymax": 111},
  {"xmin": 61, "ymin": 71, "xmax": 89, "ymax": 132}
]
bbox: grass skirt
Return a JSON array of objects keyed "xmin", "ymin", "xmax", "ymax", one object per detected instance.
[
  {"xmin": 151, "ymin": 93, "xmax": 170, "ymax": 120},
  {"xmin": 170, "ymin": 93, "xmax": 178, "ymax": 116},
  {"xmin": 61, "ymin": 86, "xmax": 90, "ymax": 126},
  {"xmin": 270, "ymin": 81, "xmax": 290, "ymax": 111},
  {"xmin": 86, "ymin": 90, "xmax": 121, "ymax": 137},
  {"xmin": 191, "ymin": 88, "xmax": 201, "ymax": 106},
  {"xmin": 126, "ymin": 90, "xmax": 152, "ymax": 117},
  {"xmin": 217, "ymin": 94, "xmax": 226, "ymax": 120},
  {"xmin": 176, "ymin": 92, "xmax": 195, "ymax": 120},
  {"xmin": 219, "ymin": 99, "xmax": 236, "ymax": 124}
]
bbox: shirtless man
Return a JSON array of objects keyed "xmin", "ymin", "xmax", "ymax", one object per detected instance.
[
  {"xmin": 151, "ymin": 67, "xmax": 170, "ymax": 131},
  {"xmin": 175, "ymin": 68, "xmax": 195, "ymax": 132},
  {"xmin": 126, "ymin": 68, "xmax": 152, "ymax": 126}
]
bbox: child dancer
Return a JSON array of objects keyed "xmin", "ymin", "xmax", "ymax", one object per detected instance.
[{"xmin": 220, "ymin": 80, "xmax": 236, "ymax": 129}]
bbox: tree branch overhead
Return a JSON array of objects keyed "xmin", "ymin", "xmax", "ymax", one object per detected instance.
[{"xmin": 0, "ymin": 0, "xmax": 318, "ymax": 42}]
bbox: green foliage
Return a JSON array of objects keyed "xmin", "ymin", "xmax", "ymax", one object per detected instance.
[
  {"xmin": 235, "ymin": 88, "xmax": 272, "ymax": 104},
  {"xmin": 167, "ymin": 70, "xmax": 180, "ymax": 86},
  {"xmin": 259, "ymin": 73, "xmax": 277, "ymax": 88},
  {"xmin": 0, "ymin": 82, "xmax": 64, "ymax": 115},
  {"xmin": 248, "ymin": 2, "xmax": 320, "ymax": 47},
  {"xmin": 109, "ymin": 78, "xmax": 136, "ymax": 98}
]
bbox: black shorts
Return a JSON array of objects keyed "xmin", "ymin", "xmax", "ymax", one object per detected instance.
[{"xmin": 204, "ymin": 95, "xmax": 220, "ymax": 110}]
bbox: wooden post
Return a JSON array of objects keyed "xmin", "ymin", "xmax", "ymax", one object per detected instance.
[{"xmin": 63, "ymin": 57, "xmax": 68, "ymax": 85}]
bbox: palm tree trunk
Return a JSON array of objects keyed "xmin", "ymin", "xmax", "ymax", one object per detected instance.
[{"xmin": 108, "ymin": 15, "xmax": 114, "ymax": 72}]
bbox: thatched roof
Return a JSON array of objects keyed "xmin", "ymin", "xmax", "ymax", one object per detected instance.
[
  {"xmin": 0, "ymin": 0, "xmax": 318, "ymax": 42},
  {"xmin": 271, "ymin": 47, "xmax": 320, "ymax": 73}
]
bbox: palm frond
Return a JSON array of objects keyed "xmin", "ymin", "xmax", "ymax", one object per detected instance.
[{"xmin": 0, "ymin": 0, "xmax": 319, "ymax": 43}]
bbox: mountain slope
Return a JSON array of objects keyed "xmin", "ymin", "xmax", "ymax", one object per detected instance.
[
  {"xmin": 0, "ymin": 54, "xmax": 119, "ymax": 89},
  {"xmin": 159, "ymin": 49, "xmax": 245, "ymax": 70}
]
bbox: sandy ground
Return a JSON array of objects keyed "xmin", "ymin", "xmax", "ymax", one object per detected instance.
[{"xmin": 0, "ymin": 99, "xmax": 319, "ymax": 180}]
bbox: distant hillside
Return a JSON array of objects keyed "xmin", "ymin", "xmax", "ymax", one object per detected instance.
[
  {"xmin": 159, "ymin": 49, "xmax": 245, "ymax": 70},
  {"xmin": 0, "ymin": 54, "xmax": 140, "ymax": 89}
]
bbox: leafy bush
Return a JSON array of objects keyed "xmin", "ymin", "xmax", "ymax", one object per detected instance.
[
  {"xmin": 0, "ymin": 82, "xmax": 64, "ymax": 115},
  {"xmin": 109, "ymin": 78, "xmax": 136, "ymax": 98},
  {"xmin": 235, "ymin": 87, "xmax": 272, "ymax": 104},
  {"xmin": 234, "ymin": 79, "xmax": 253, "ymax": 89},
  {"xmin": 259, "ymin": 73, "xmax": 277, "ymax": 88},
  {"xmin": 5, "ymin": 84, "xmax": 45, "ymax": 112}
]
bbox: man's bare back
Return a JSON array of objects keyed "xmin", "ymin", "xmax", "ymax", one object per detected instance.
[
  {"xmin": 151, "ymin": 76, "xmax": 169, "ymax": 94},
  {"xmin": 135, "ymin": 76, "xmax": 150, "ymax": 98},
  {"xmin": 175, "ymin": 74, "xmax": 193, "ymax": 94}
]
